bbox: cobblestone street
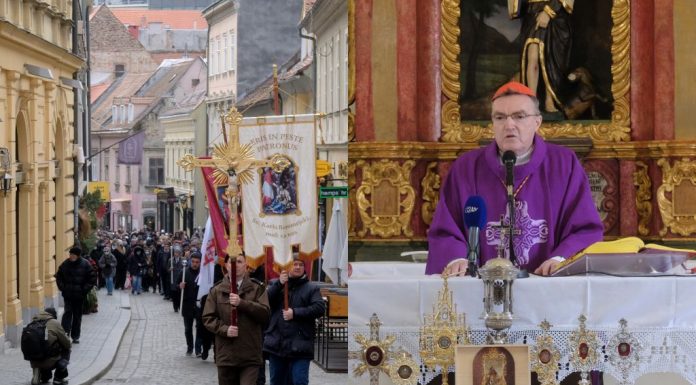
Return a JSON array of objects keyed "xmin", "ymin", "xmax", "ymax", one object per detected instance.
[
  {"xmin": 95, "ymin": 290, "xmax": 346, "ymax": 385},
  {"xmin": 0, "ymin": 289, "xmax": 346, "ymax": 385}
]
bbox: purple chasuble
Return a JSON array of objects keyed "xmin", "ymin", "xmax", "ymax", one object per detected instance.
[{"xmin": 425, "ymin": 135, "xmax": 603, "ymax": 274}]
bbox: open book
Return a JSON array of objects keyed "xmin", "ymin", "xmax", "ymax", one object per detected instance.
[{"xmin": 552, "ymin": 237, "xmax": 696, "ymax": 276}]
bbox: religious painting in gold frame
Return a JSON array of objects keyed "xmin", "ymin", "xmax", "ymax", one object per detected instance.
[
  {"xmin": 441, "ymin": 0, "xmax": 630, "ymax": 143},
  {"xmin": 455, "ymin": 345, "xmax": 531, "ymax": 385}
]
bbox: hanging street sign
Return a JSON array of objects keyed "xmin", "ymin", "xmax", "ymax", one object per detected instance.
[{"xmin": 319, "ymin": 186, "xmax": 348, "ymax": 199}]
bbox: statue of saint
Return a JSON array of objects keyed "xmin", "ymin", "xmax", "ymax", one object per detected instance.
[
  {"xmin": 482, "ymin": 366, "xmax": 507, "ymax": 385},
  {"xmin": 508, "ymin": 0, "xmax": 575, "ymax": 114}
]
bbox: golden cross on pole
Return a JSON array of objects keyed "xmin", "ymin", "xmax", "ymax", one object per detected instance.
[
  {"xmin": 177, "ymin": 107, "xmax": 290, "ymax": 258},
  {"xmin": 176, "ymin": 107, "xmax": 290, "ymax": 324}
]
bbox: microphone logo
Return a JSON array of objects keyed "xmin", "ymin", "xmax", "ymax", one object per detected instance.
[{"xmin": 464, "ymin": 206, "xmax": 478, "ymax": 214}]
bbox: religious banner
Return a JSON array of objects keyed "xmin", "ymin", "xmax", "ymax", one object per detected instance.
[
  {"xmin": 201, "ymin": 164, "xmax": 230, "ymax": 261},
  {"xmin": 238, "ymin": 114, "xmax": 318, "ymax": 270},
  {"xmin": 117, "ymin": 130, "xmax": 145, "ymax": 164}
]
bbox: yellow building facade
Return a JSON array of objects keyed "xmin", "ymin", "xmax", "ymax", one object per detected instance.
[{"xmin": 0, "ymin": 1, "xmax": 84, "ymax": 347}]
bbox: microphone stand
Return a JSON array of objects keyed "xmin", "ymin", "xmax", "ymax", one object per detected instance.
[
  {"xmin": 467, "ymin": 228, "xmax": 479, "ymax": 278},
  {"xmin": 503, "ymin": 150, "xmax": 528, "ymax": 278}
]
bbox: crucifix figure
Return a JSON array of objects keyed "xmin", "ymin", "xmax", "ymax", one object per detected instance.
[
  {"xmin": 177, "ymin": 107, "xmax": 290, "ymax": 325},
  {"xmin": 491, "ymin": 214, "xmax": 521, "ymax": 260}
]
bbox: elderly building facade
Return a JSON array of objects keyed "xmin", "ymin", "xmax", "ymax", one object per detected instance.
[{"xmin": 0, "ymin": 1, "xmax": 86, "ymax": 348}]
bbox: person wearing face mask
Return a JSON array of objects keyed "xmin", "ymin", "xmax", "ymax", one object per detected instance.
[
  {"xmin": 426, "ymin": 81, "xmax": 603, "ymax": 277},
  {"xmin": 263, "ymin": 254, "xmax": 325, "ymax": 385},
  {"xmin": 98, "ymin": 246, "xmax": 117, "ymax": 295}
]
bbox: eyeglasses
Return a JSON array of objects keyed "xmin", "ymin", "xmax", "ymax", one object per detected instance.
[{"xmin": 492, "ymin": 112, "xmax": 540, "ymax": 123}]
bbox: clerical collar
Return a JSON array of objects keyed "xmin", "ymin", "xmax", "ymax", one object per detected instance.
[{"xmin": 498, "ymin": 145, "xmax": 534, "ymax": 166}]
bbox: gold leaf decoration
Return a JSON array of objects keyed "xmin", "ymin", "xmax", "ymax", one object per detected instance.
[{"xmin": 356, "ymin": 160, "xmax": 415, "ymax": 238}]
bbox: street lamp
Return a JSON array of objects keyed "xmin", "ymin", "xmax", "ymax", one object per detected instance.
[{"xmin": 0, "ymin": 147, "xmax": 13, "ymax": 196}]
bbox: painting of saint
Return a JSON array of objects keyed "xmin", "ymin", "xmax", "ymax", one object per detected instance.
[
  {"xmin": 473, "ymin": 347, "xmax": 515, "ymax": 385},
  {"xmin": 458, "ymin": 0, "xmax": 613, "ymax": 121},
  {"xmin": 260, "ymin": 158, "xmax": 298, "ymax": 215}
]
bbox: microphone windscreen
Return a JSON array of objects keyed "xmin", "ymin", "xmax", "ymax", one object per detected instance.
[
  {"xmin": 464, "ymin": 196, "xmax": 487, "ymax": 229},
  {"xmin": 502, "ymin": 150, "xmax": 517, "ymax": 165}
]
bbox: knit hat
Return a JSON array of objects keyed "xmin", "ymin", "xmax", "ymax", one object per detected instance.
[
  {"xmin": 45, "ymin": 307, "xmax": 57, "ymax": 319},
  {"xmin": 69, "ymin": 246, "xmax": 82, "ymax": 256}
]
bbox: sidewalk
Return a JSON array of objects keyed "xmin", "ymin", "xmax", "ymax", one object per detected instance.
[{"xmin": 0, "ymin": 289, "xmax": 131, "ymax": 385}]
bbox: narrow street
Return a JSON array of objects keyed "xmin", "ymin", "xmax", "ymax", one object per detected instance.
[{"xmin": 94, "ymin": 290, "xmax": 346, "ymax": 385}]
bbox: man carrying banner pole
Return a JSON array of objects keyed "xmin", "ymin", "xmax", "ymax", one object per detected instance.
[
  {"xmin": 263, "ymin": 253, "xmax": 325, "ymax": 385},
  {"xmin": 203, "ymin": 253, "xmax": 269, "ymax": 385}
]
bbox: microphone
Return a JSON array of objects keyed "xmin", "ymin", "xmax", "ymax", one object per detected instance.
[
  {"xmin": 464, "ymin": 196, "xmax": 487, "ymax": 277},
  {"xmin": 502, "ymin": 150, "xmax": 516, "ymax": 199}
]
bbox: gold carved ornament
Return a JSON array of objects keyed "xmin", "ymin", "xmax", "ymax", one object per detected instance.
[
  {"xmin": 348, "ymin": 161, "xmax": 357, "ymax": 236},
  {"xmin": 657, "ymin": 158, "xmax": 696, "ymax": 236},
  {"xmin": 633, "ymin": 161, "xmax": 652, "ymax": 236},
  {"xmin": 568, "ymin": 315, "xmax": 600, "ymax": 385},
  {"xmin": 421, "ymin": 162, "xmax": 441, "ymax": 226},
  {"xmin": 348, "ymin": 0, "xmax": 356, "ymax": 142},
  {"xmin": 419, "ymin": 276, "xmax": 470, "ymax": 385},
  {"xmin": 348, "ymin": 313, "xmax": 397, "ymax": 385},
  {"xmin": 388, "ymin": 349, "xmax": 419, "ymax": 385},
  {"xmin": 440, "ymin": 0, "xmax": 631, "ymax": 143},
  {"xmin": 480, "ymin": 348, "xmax": 509, "ymax": 385},
  {"xmin": 529, "ymin": 320, "xmax": 560, "ymax": 385},
  {"xmin": 355, "ymin": 160, "xmax": 416, "ymax": 238},
  {"xmin": 606, "ymin": 319, "xmax": 642, "ymax": 385}
]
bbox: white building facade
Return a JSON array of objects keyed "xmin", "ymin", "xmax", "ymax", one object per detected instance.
[
  {"xmin": 303, "ymin": 0, "xmax": 349, "ymax": 184},
  {"xmin": 203, "ymin": 0, "xmax": 238, "ymax": 150}
]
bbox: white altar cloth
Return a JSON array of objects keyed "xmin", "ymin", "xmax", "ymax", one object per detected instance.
[{"xmin": 348, "ymin": 262, "xmax": 696, "ymax": 384}]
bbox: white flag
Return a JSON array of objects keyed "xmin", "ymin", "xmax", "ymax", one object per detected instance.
[
  {"xmin": 196, "ymin": 216, "xmax": 216, "ymax": 301},
  {"xmin": 322, "ymin": 199, "xmax": 348, "ymax": 285}
]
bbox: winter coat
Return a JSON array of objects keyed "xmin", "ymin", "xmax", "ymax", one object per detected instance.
[
  {"xmin": 128, "ymin": 246, "xmax": 146, "ymax": 276},
  {"xmin": 174, "ymin": 266, "xmax": 200, "ymax": 318},
  {"xmin": 202, "ymin": 275, "xmax": 270, "ymax": 367},
  {"xmin": 156, "ymin": 248, "xmax": 171, "ymax": 273},
  {"xmin": 55, "ymin": 257, "xmax": 96, "ymax": 300},
  {"xmin": 263, "ymin": 275, "xmax": 325, "ymax": 359},
  {"xmin": 113, "ymin": 248, "xmax": 127, "ymax": 272},
  {"xmin": 29, "ymin": 311, "xmax": 72, "ymax": 370},
  {"xmin": 98, "ymin": 252, "xmax": 117, "ymax": 278}
]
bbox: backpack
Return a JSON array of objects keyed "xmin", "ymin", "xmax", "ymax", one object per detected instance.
[{"xmin": 20, "ymin": 319, "xmax": 50, "ymax": 361}]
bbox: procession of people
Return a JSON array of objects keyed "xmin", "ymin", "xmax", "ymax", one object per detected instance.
[{"xmin": 41, "ymin": 227, "xmax": 326, "ymax": 385}]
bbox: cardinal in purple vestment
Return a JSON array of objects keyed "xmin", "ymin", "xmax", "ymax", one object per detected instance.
[{"xmin": 426, "ymin": 82, "xmax": 603, "ymax": 276}]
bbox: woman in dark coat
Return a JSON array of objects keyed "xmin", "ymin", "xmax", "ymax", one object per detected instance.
[
  {"xmin": 128, "ymin": 245, "xmax": 146, "ymax": 295},
  {"xmin": 113, "ymin": 240, "xmax": 128, "ymax": 290}
]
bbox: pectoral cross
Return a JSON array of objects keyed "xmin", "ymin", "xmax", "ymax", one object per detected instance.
[
  {"xmin": 492, "ymin": 214, "xmax": 521, "ymax": 259},
  {"xmin": 177, "ymin": 107, "xmax": 290, "ymax": 325}
]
